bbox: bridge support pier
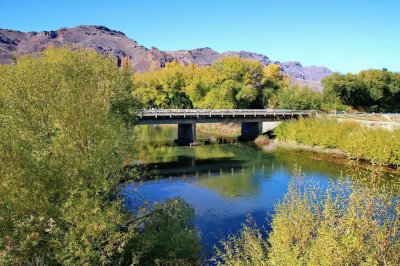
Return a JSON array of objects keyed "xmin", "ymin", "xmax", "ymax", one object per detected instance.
[
  {"xmin": 240, "ymin": 122, "xmax": 262, "ymax": 141},
  {"xmin": 177, "ymin": 123, "xmax": 196, "ymax": 145}
]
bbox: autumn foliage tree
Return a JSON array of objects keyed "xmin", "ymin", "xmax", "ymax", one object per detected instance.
[{"xmin": 131, "ymin": 58, "xmax": 291, "ymax": 109}]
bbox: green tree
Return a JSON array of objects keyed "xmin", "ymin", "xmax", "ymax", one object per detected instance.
[
  {"xmin": 184, "ymin": 65, "xmax": 219, "ymax": 108},
  {"xmin": 0, "ymin": 47, "xmax": 201, "ymax": 265},
  {"xmin": 209, "ymin": 57, "xmax": 264, "ymax": 108},
  {"xmin": 0, "ymin": 47, "xmax": 137, "ymax": 264},
  {"xmin": 276, "ymin": 85, "xmax": 323, "ymax": 110},
  {"xmin": 322, "ymin": 69, "xmax": 400, "ymax": 112}
]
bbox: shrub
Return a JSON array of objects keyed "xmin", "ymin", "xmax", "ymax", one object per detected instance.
[
  {"xmin": 269, "ymin": 176, "xmax": 400, "ymax": 265},
  {"xmin": 121, "ymin": 199, "xmax": 201, "ymax": 266},
  {"xmin": 212, "ymin": 217, "xmax": 269, "ymax": 265},
  {"xmin": 274, "ymin": 117, "xmax": 400, "ymax": 166},
  {"xmin": 215, "ymin": 172, "xmax": 400, "ymax": 265}
]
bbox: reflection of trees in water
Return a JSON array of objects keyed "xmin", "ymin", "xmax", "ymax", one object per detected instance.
[
  {"xmin": 136, "ymin": 128, "xmax": 238, "ymax": 165},
  {"xmin": 135, "ymin": 125, "xmax": 177, "ymax": 143},
  {"xmin": 137, "ymin": 125, "xmax": 344, "ymax": 177},
  {"xmin": 192, "ymin": 145, "xmax": 236, "ymax": 160},
  {"xmin": 137, "ymin": 144, "xmax": 179, "ymax": 163},
  {"xmin": 136, "ymin": 125, "xmax": 353, "ymax": 197},
  {"xmin": 197, "ymin": 167, "xmax": 261, "ymax": 198},
  {"xmin": 270, "ymin": 148, "xmax": 345, "ymax": 178}
]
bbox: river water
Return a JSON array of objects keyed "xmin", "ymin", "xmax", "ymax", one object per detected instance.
[{"xmin": 122, "ymin": 125, "xmax": 347, "ymax": 260}]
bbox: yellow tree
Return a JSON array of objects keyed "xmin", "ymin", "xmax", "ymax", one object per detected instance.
[
  {"xmin": 262, "ymin": 64, "xmax": 291, "ymax": 108},
  {"xmin": 121, "ymin": 56, "xmax": 131, "ymax": 70}
]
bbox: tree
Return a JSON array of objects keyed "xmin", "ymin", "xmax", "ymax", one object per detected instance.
[
  {"xmin": 262, "ymin": 64, "xmax": 291, "ymax": 108},
  {"xmin": 132, "ymin": 62, "xmax": 191, "ymax": 108},
  {"xmin": 130, "ymin": 57, "xmax": 293, "ymax": 110},
  {"xmin": 0, "ymin": 47, "xmax": 201, "ymax": 265},
  {"xmin": 210, "ymin": 57, "xmax": 264, "ymax": 108},
  {"xmin": 0, "ymin": 47, "xmax": 138, "ymax": 264},
  {"xmin": 184, "ymin": 65, "xmax": 220, "ymax": 108},
  {"xmin": 322, "ymin": 69, "xmax": 400, "ymax": 112},
  {"xmin": 276, "ymin": 85, "xmax": 323, "ymax": 110},
  {"xmin": 121, "ymin": 56, "xmax": 131, "ymax": 70}
]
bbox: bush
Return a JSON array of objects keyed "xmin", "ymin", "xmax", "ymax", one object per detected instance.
[
  {"xmin": 269, "ymin": 175, "xmax": 400, "ymax": 265},
  {"xmin": 0, "ymin": 47, "xmax": 136, "ymax": 265},
  {"xmin": 122, "ymin": 199, "xmax": 201, "ymax": 266},
  {"xmin": 274, "ymin": 117, "xmax": 400, "ymax": 166},
  {"xmin": 213, "ymin": 217, "xmax": 269, "ymax": 265},
  {"xmin": 214, "ymin": 172, "xmax": 400, "ymax": 265}
]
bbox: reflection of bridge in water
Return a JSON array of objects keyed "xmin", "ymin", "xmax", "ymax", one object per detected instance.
[
  {"xmin": 145, "ymin": 153, "xmax": 285, "ymax": 179},
  {"xmin": 137, "ymin": 109, "xmax": 316, "ymax": 145}
]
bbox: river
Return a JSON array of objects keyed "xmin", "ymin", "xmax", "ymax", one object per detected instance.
[{"xmin": 122, "ymin": 125, "xmax": 348, "ymax": 260}]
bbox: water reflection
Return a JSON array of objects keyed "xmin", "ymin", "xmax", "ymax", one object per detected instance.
[
  {"xmin": 198, "ymin": 169, "xmax": 261, "ymax": 198},
  {"xmin": 124, "ymin": 125, "xmax": 348, "ymax": 259}
]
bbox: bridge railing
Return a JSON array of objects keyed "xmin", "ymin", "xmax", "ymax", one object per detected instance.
[{"xmin": 138, "ymin": 109, "xmax": 316, "ymax": 118}]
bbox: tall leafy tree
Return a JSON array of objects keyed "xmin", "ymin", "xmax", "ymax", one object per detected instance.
[
  {"xmin": 132, "ymin": 62, "xmax": 191, "ymax": 109},
  {"xmin": 0, "ymin": 47, "xmax": 137, "ymax": 264},
  {"xmin": 0, "ymin": 47, "xmax": 201, "ymax": 265}
]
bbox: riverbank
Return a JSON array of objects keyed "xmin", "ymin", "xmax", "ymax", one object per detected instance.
[
  {"xmin": 260, "ymin": 140, "xmax": 400, "ymax": 174},
  {"xmin": 265, "ymin": 140, "xmax": 347, "ymax": 158},
  {"xmin": 274, "ymin": 117, "xmax": 400, "ymax": 168}
]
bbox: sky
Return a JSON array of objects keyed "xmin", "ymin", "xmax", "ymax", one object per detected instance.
[{"xmin": 1, "ymin": 0, "xmax": 399, "ymax": 73}]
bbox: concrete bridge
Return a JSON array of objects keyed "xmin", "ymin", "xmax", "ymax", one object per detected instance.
[{"xmin": 137, "ymin": 109, "xmax": 315, "ymax": 145}]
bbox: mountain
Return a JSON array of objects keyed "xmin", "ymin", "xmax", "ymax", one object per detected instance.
[{"xmin": 0, "ymin": 25, "xmax": 332, "ymax": 90}]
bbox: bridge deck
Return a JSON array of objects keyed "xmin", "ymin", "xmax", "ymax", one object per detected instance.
[{"xmin": 137, "ymin": 109, "xmax": 315, "ymax": 125}]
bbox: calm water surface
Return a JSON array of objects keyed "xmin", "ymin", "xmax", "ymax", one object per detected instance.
[{"xmin": 122, "ymin": 125, "xmax": 346, "ymax": 259}]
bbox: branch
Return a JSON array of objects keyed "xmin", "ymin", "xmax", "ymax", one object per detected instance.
[{"xmin": 125, "ymin": 207, "xmax": 163, "ymax": 227}]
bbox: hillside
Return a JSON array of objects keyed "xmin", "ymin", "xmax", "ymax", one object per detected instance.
[{"xmin": 0, "ymin": 25, "xmax": 332, "ymax": 89}]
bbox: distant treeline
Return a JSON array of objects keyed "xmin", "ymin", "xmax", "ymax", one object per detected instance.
[
  {"xmin": 131, "ymin": 57, "xmax": 400, "ymax": 112},
  {"xmin": 323, "ymin": 70, "xmax": 400, "ymax": 112},
  {"xmin": 131, "ymin": 58, "xmax": 322, "ymax": 110}
]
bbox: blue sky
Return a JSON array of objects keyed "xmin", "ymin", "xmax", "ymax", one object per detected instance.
[{"xmin": 1, "ymin": 0, "xmax": 399, "ymax": 73}]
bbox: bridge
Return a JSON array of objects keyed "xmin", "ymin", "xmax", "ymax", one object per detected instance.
[{"xmin": 137, "ymin": 109, "xmax": 315, "ymax": 145}]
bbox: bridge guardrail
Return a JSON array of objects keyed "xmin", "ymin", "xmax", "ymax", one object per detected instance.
[{"xmin": 138, "ymin": 109, "xmax": 316, "ymax": 118}]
